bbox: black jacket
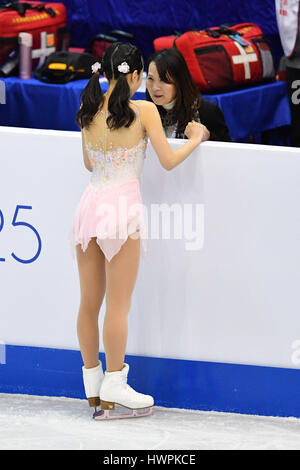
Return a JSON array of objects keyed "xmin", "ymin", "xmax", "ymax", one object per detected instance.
[
  {"xmin": 198, "ymin": 99, "xmax": 232, "ymax": 142},
  {"xmin": 159, "ymin": 98, "xmax": 232, "ymax": 142}
]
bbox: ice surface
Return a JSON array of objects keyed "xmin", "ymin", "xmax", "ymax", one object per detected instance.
[{"xmin": 0, "ymin": 393, "xmax": 300, "ymax": 450}]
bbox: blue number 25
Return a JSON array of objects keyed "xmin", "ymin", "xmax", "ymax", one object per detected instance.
[{"xmin": 11, "ymin": 205, "xmax": 42, "ymax": 264}]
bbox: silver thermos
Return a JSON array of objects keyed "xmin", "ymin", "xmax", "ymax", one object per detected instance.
[{"xmin": 19, "ymin": 32, "xmax": 33, "ymax": 79}]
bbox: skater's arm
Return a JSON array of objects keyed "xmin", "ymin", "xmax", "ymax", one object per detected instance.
[
  {"xmin": 140, "ymin": 101, "xmax": 204, "ymax": 171},
  {"xmin": 81, "ymin": 129, "xmax": 92, "ymax": 172}
]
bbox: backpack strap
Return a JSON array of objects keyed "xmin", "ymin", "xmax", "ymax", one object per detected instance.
[{"xmin": 0, "ymin": 2, "xmax": 56, "ymax": 17}]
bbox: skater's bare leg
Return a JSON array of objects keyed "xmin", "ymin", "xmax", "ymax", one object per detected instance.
[
  {"xmin": 103, "ymin": 232, "xmax": 140, "ymax": 372},
  {"xmin": 76, "ymin": 238, "xmax": 106, "ymax": 369}
]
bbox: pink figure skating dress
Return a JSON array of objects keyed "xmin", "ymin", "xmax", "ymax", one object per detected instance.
[{"xmin": 69, "ymin": 102, "xmax": 147, "ymax": 262}]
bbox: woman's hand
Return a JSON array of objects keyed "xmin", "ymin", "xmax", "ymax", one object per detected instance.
[{"xmin": 184, "ymin": 120, "xmax": 206, "ymax": 143}]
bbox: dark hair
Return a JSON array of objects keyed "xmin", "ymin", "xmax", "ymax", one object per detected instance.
[
  {"xmin": 145, "ymin": 48, "xmax": 201, "ymax": 136},
  {"xmin": 76, "ymin": 42, "xmax": 144, "ymax": 130}
]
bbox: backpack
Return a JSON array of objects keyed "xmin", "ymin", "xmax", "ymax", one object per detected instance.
[
  {"xmin": 87, "ymin": 30, "xmax": 134, "ymax": 59},
  {"xmin": 154, "ymin": 23, "xmax": 275, "ymax": 92},
  {"xmin": 34, "ymin": 50, "xmax": 98, "ymax": 83},
  {"xmin": 0, "ymin": 1, "xmax": 68, "ymax": 75}
]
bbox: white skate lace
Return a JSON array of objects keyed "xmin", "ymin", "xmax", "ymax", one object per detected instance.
[{"xmin": 121, "ymin": 375, "xmax": 139, "ymax": 395}]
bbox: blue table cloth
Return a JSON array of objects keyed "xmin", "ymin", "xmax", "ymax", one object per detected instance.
[{"xmin": 0, "ymin": 76, "xmax": 291, "ymax": 141}]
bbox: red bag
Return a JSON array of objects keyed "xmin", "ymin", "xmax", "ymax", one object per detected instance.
[
  {"xmin": 0, "ymin": 1, "xmax": 69, "ymax": 73},
  {"xmin": 153, "ymin": 34, "xmax": 178, "ymax": 51},
  {"xmin": 154, "ymin": 24, "xmax": 275, "ymax": 92}
]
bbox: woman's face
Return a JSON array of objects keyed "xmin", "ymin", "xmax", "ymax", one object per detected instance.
[{"xmin": 146, "ymin": 61, "xmax": 177, "ymax": 106}]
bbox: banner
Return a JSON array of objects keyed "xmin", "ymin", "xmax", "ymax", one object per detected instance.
[{"xmin": 275, "ymin": 0, "xmax": 300, "ymax": 57}]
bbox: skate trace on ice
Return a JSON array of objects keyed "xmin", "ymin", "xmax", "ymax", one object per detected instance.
[{"xmin": 1, "ymin": 394, "xmax": 300, "ymax": 450}]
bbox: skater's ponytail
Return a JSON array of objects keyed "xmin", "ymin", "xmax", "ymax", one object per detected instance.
[
  {"xmin": 76, "ymin": 42, "xmax": 144, "ymax": 131},
  {"xmin": 76, "ymin": 65, "xmax": 104, "ymax": 129},
  {"xmin": 104, "ymin": 43, "xmax": 143, "ymax": 130}
]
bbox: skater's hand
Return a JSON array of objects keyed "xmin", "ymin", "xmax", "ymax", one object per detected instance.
[
  {"xmin": 184, "ymin": 121, "xmax": 206, "ymax": 143},
  {"xmin": 201, "ymin": 125, "xmax": 210, "ymax": 142}
]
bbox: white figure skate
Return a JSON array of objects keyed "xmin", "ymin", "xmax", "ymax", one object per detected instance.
[
  {"xmin": 82, "ymin": 361, "xmax": 104, "ymax": 409},
  {"xmin": 93, "ymin": 363, "xmax": 154, "ymax": 420}
]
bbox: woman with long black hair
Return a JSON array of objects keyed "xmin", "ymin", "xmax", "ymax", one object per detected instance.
[
  {"xmin": 69, "ymin": 42, "xmax": 207, "ymax": 420},
  {"xmin": 146, "ymin": 48, "xmax": 232, "ymax": 142}
]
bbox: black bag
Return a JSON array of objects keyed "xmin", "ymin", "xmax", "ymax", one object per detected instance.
[
  {"xmin": 87, "ymin": 30, "xmax": 134, "ymax": 59},
  {"xmin": 34, "ymin": 50, "xmax": 98, "ymax": 83}
]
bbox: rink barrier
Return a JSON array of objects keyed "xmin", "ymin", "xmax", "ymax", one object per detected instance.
[
  {"xmin": 2, "ymin": 128, "xmax": 300, "ymax": 419},
  {"xmin": 1, "ymin": 344, "xmax": 300, "ymax": 418}
]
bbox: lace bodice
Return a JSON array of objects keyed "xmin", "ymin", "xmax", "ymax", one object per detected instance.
[{"xmin": 82, "ymin": 102, "xmax": 148, "ymax": 190}]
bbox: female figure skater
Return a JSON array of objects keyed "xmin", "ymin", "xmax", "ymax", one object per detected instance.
[
  {"xmin": 146, "ymin": 48, "xmax": 232, "ymax": 142},
  {"xmin": 69, "ymin": 42, "xmax": 206, "ymax": 420}
]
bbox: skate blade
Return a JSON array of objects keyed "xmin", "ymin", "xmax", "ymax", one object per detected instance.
[{"xmin": 93, "ymin": 404, "xmax": 154, "ymax": 420}]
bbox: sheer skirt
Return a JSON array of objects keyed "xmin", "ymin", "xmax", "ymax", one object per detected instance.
[{"xmin": 69, "ymin": 178, "xmax": 147, "ymax": 262}]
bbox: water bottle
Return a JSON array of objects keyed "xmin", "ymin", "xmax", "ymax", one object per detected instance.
[
  {"xmin": 0, "ymin": 49, "xmax": 19, "ymax": 77},
  {"xmin": 19, "ymin": 32, "xmax": 33, "ymax": 79}
]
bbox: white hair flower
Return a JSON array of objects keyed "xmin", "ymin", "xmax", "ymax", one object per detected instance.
[
  {"xmin": 117, "ymin": 61, "xmax": 130, "ymax": 74},
  {"xmin": 91, "ymin": 62, "xmax": 101, "ymax": 74}
]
